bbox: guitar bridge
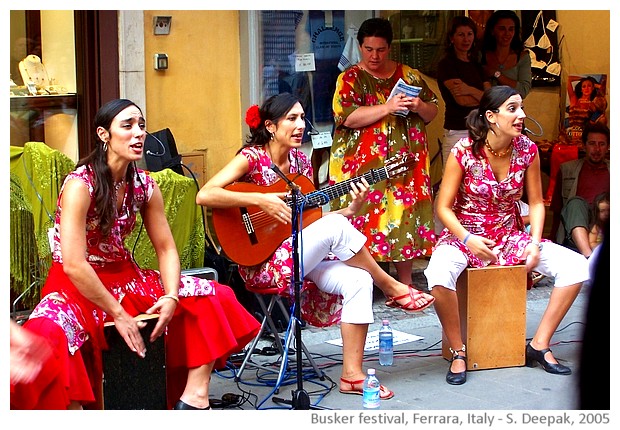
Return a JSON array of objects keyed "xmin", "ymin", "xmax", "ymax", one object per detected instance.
[{"xmin": 240, "ymin": 208, "xmax": 258, "ymax": 245}]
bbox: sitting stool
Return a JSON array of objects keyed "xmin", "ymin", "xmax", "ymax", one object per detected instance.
[
  {"xmin": 234, "ymin": 281, "xmax": 323, "ymax": 386},
  {"xmin": 442, "ymin": 265, "xmax": 527, "ymax": 370}
]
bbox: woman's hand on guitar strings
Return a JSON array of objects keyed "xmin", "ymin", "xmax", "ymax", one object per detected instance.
[
  {"xmin": 259, "ymin": 192, "xmax": 291, "ymax": 224},
  {"xmin": 344, "ymin": 177, "xmax": 370, "ymax": 217}
]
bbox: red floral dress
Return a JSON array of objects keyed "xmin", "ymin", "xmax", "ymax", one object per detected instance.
[
  {"xmin": 330, "ymin": 64, "xmax": 438, "ymax": 262},
  {"xmin": 237, "ymin": 146, "xmax": 342, "ymax": 327},
  {"xmin": 435, "ymin": 135, "xmax": 545, "ymax": 266},
  {"xmin": 12, "ymin": 165, "xmax": 259, "ymax": 409}
]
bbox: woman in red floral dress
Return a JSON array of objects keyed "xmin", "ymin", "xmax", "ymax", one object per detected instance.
[{"xmin": 10, "ymin": 99, "xmax": 260, "ymax": 410}]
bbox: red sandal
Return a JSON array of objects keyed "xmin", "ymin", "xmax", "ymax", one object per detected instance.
[
  {"xmin": 385, "ymin": 285, "xmax": 435, "ymax": 312},
  {"xmin": 339, "ymin": 377, "xmax": 394, "ymax": 400}
]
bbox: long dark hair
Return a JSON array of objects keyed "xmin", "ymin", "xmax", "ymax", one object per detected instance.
[
  {"xmin": 575, "ymin": 76, "xmax": 599, "ymax": 101},
  {"xmin": 77, "ymin": 98, "xmax": 140, "ymax": 236},
  {"xmin": 242, "ymin": 92, "xmax": 302, "ymax": 150},
  {"xmin": 444, "ymin": 16, "xmax": 478, "ymax": 59},
  {"xmin": 481, "ymin": 10, "xmax": 523, "ymax": 61},
  {"xmin": 357, "ymin": 17, "xmax": 393, "ymax": 46},
  {"xmin": 465, "ymin": 85, "xmax": 519, "ymax": 157}
]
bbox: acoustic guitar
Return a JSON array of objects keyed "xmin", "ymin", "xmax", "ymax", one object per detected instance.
[{"xmin": 211, "ymin": 153, "xmax": 417, "ymax": 266}]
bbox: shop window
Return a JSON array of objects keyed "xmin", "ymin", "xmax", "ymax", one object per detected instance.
[
  {"xmin": 10, "ymin": 10, "xmax": 78, "ymax": 159},
  {"xmin": 256, "ymin": 10, "xmax": 368, "ymax": 135},
  {"xmin": 249, "ymin": 10, "xmax": 462, "ymax": 125},
  {"xmin": 250, "ymin": 10, "xmax": 372, "ymax": 185},
  {"xmin": 382, "ymin": 10, "xmax": 463, "ymax": 79}
]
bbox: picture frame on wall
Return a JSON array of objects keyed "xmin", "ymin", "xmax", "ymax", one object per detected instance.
[{"xmin": 564, "ymin": 74, "xmax": 608, "ymax": 144}]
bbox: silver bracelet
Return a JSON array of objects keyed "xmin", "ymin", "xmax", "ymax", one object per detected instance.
[
  {"xmin": 158, "ymin": 294, "xmax": 179, "ymax": 303},
  {"xmin": 530, "ymin": 240, "xmax": 543, "ymax": 251}
]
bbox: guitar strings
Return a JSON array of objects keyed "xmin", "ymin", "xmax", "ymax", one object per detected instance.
[
  {"xmin": 247, "ymin": 211, "xmax": 276, "ymax": 228},
  {"xmin": 245, "ymin": 170, "xmax": 387, "ymax": 227},
  {"xmin": 241, "ymin": 164, "xmax": 394, "ymax": 230}
]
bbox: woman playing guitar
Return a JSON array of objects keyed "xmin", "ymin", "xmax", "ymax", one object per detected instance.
[{"xmin": 196, "ymin": 93, "xmax": 434, "ymax": 400}]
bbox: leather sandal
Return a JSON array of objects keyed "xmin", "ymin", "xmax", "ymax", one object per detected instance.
[{"xmin": 385, "ymin": 285, "xmax": 435, "ymax": 312}]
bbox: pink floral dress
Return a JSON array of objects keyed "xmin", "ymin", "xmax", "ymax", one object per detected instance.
[
  {"xmin": 237, "ymin": 146, "xmax": 342, "ymax": 327},
  {"xmin": 435, "ymin": 135, "xmax": 544, "ymax": 267},
  {"xmin": 17, "ymin": 165, "xmax": 260, "ymax": 409},
  {"xmin": 30, "ymin": 165, "xmax": 216, "ymax": 354}
]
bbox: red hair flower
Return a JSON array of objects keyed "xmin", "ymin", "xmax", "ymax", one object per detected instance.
[{"xmin": 245, "ymin": 104, "xmax": 262, "ymax": 129}]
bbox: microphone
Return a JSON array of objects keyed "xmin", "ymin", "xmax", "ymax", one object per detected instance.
[
  {"xmin": 145, "ymin": 131, "xmax": 167, "ymax": 156},
  {"xmin": 523, "ymin": 116, "xmax": 544, "ymax": 137},
  {"xmin": 270, "ymin": 163, "xmax": 299, "ymax": 190}
]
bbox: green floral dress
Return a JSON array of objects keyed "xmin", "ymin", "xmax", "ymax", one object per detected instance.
[{"xmin": 329, "ymin": 64, "xmax": 438, "ymax": 262}]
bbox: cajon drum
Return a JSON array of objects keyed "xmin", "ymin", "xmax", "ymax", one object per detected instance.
[
  {"xmin": 103, "ymin": 314, "xmax": 166, "ymax": 409},
  {"xmin": 442, "ymin": 265, "xmax": 527, "ymax": 370}
]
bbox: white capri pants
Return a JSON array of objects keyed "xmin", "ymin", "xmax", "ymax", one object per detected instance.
[
  {"xmin": 297, "ymin": 213, "xmax": 374, "ymax": 324},
  {"xmin": 425, "ymin": 241, "xmax": 590, "ymax": 292}
]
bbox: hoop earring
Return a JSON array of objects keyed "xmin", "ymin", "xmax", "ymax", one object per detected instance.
[
  {"xmin": 270, "ymin": 132, "xmax": 275, "ymax": 141},
  {"xmin": 103, "ymin": 141, "xmax": 108, "ymax": 152}
]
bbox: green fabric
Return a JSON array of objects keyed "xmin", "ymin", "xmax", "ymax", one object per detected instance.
[
  {"xmin": 125, "ymin": 169, "xmax": 205, "ymax": 270},
  {"xmin": 9, "ymin": 143, "xmax": 204, "ymax": 308},
  {"xmin": 10, "ymin": 173, "xmax": 41, "ymax": 307},
  {"xmin": 10, "ymin": 142, "xmax": 76, "ymax": 301}
]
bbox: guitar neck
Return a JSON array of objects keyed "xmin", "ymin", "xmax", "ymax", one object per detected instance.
[{"xmin": 304, "ymin": 167, "xmax": 388, "ymax": 207}]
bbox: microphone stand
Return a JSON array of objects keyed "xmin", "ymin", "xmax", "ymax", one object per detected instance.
[{"xmin": 270, "ymin": 165, "xmax": 330, "ymax": 411}]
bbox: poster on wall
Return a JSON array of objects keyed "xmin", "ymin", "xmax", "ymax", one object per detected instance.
[{"xmin": 564, "ymin": 74, "xmax": 608, "ymax": 144}]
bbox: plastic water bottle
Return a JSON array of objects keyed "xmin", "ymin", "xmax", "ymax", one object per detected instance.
[
  {"xmin": 378, "ymin": 319, "xmax": 393, "ymax": 366},
  {"xmin": 362, "ymin": 368, "xmax": 381, "ymax": 409}
]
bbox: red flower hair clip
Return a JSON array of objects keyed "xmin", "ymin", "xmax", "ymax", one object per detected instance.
[{"xmin": 245, "ymin": 105, "xmax": 262, "ymax": 129}]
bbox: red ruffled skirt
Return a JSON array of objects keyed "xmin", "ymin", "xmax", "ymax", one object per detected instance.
[{"xmin": 10, "ymin": 262, "xmax": 260, "ymax": 409}]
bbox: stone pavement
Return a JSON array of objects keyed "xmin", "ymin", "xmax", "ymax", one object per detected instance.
[{"xmin": 207, "ymin": 261, "xmax": 591, "ymax": 413}]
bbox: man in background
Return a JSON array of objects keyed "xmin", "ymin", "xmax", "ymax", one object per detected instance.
[{"xmin": 550, "ymin": 123, "xmax": 610, "ymax": 258}]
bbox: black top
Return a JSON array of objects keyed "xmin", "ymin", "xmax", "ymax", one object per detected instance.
[{"xmin": 437, "ymin": 54, "xmax": 486, "ymax": 130}]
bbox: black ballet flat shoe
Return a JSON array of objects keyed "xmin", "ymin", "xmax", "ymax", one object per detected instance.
[
  {"xmin": 173, "ymin": 400, "xmax": 211, "ymax": 410},
  {"xmin": 446, "ymin": 354, "xmax": 467, "ymax": 385},
  {"xmin": 525, "ymin": 343, "xmax": 572, "ymax": 375}
]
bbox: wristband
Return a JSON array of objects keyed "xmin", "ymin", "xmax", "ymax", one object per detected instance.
[
  {"xmin": 158, "ymin": 294, "xmax": 179, "ymax": 303},
  {"xmin": 463, "ymin": 233, "xmax": 471, "ymax": 244}
]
